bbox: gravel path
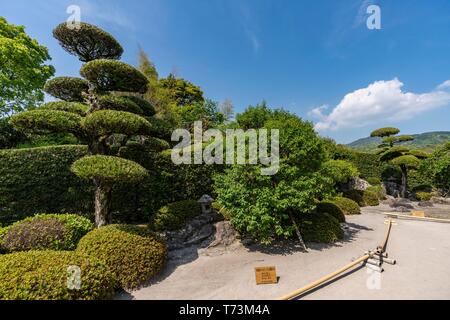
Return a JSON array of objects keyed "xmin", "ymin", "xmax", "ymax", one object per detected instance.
[{"xmin": 119, "ymin": 206, "xmax": 450, "ymax": 300}]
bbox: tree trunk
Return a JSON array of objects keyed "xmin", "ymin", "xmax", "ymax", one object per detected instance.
[
  {"xmin": 400, "ymin": 165, "xmax": 408, "ymax": 199},
  {"xmin": 94, "ymin": 180, "xmax": 112, "ymax": 227},
  {"xmin": 289, "ymin": 212, "xmax": 308, "ymax": 252}
]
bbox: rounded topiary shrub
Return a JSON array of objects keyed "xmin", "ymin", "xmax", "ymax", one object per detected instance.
[
  {"xmin": 332, "ymin": 197, "xmax": 361, "ymax": 215},
  {"xmin": 0, "ymin": 214, "xmax": 94, "ymax": 253},
  {"xmin": 76, "ymin": 225, "xmax": 167, "ymax": 290},
  {"xmin": 343, "ymin": 190, "xmax": 365, "ymax": 206},
  {"xmin": 299, "ymin": 213, "xmax": 344, "ymax": 243},
  {"xmin": 316, "ymin": 201, "xmax": 346, "ymax": 222},
  {"xmin": 366, "ymin": 185, "xmax": 386, "ymax": 200},
  {"xmin": 150, "ymin": 200, "xmax": 202, "ymax": 231},
  {"xmin": 416, "ymin": 191, "xmax": 432, "ymax": 201},
  {"xmin": 362, "ymin": 190, "xmax": 380, "ymax": 206},
  {"xmin": 0, "ymin": 250, "xmax": 115, "ymax": 300},
  {"xmin": 366, "ymin": 177, "xmax": 381, "ymax": 185}
]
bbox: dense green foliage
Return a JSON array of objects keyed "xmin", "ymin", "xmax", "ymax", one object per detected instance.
[
  {"xmin": 0, "ymin": 17, "xmax": 55, "ymax": 116},
  {"xmin": 82, "ymin": 110, "xmax": 152, "ymax": 137},
  {"xmin": 322, "ymin": 159, "xmax": 359, "ymax": 184},
  {"xmin": 0, "ymin": 117, "xmax": 28, "ymax": 149},
  {"xmin": 40, "ymin": 101, "xmax": 89, "ymax": 116},
  {"xmin": 343, "ymin": 189, "xmax": 379, "ymax": 207},
  {"xmin": 415, "ymin": 191, "xmax": 432, "ymax": 201},
  {"xmin": 214, "ymin": 111, "xmax": 332, "ymax": 244},
  {"xmin": 10, "ymin": 109, "xmax": 82, "ymax": 135},
  {"xmin": 150, "ymin": 200, "xmax": 202, "ymax": 231},
  {"xmin": 96, "ymin": 95, "xmax": 143, "ymax": 115},
  {"xmin": 0, "ymin": 146, "xmax": 92, "ymax": 224},
  {"xmin": 80, "ymin": 59, "xmax": 148, "ymax": 93},
  {"xmin": 159, "ymin": 74, "xmax": 204, "ymax": 106},
  {"xmin": 71, "ymin": 155, "xmax": 148, "ymax": 184},
  {"xmin": 419, "ymin": 142, "xmax": 450, "ymax": 193},
  {"xmin": 299, "ymin": 212, "xmax": 344, "ymax": 243},
  {"xmin": 123, "ymin": 96, "xmax": 156, "ymax": 117},
  {"xmin": 0, "ymin": 250, "xmax": 115, "ymax": 300},
  {"xmin": 77, "ymin": 225, "xmax": 167, "ymax": 290},
  {"xmin": 53, "ymin": 22, "xmax": 123, "ymax": 62},
  {"xmin": 371, "ymin": 127, "xmax": 400, "ymax": 138},
  {"xmin": 0, "ymin": 214, "xmax": 93, "ymax": 252},
  {"xmin": 316, "ymin": 201, "xmax": 346, "ymax": 222},
  {"xmin": 44, "ymin": 77, "xmax": 89, "ymax": 102},
  {"xmin": 331, "ymin": 197, "xmax": 361, "ymax": 215},
  {"xmin": 366, "ymin": 185, "xmax": 386, "ymax": 200},
  {"xmin": 332, "ymin": 145, "xmax": 382, "ymax": 180}
]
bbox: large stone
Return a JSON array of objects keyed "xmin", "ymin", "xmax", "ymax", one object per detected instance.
[{"xmin": 431, "ymin": 197, "xmax": 450, "ymax": 205}]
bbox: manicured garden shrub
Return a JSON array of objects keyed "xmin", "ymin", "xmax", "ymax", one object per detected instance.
[
  {"xmin": 366, "ymin": 185, "xmax": 386, "ymax": 200},
  {"xmin": 299, "ymin": 212, "xmax": 344, "ymax": 243},
  {"xmin": 362, "ymin": 190, "xmax": 380, "ymax": 206},
  {"xmin": 316, "ymin": 201, "xmax": 346, "ymax": 222},
  {"xmin": 343, "ymin": 190, "xmax": 365, "ymax": 206},
  {"xmin": 415, "ymin": 191, "xmax": 432, "ymax": 201},
  {"xmin": 96, "ymin": 95, "xmax": 143, "ymax": 115},
  {"xmin": 150, "ymin": 200, "xmax": 202, "ymax": 231},
  {"xmin": 212, "ymin": 202, "xmax": 232, "ymax": 220},
  {"xmin": 40, "ymin": 101, "xmax": 89, "ymax": 116},
  {"xmin": 0, "ymin": 118, "xmax": 28, "ymax": 149},
  {"xmin": 123, "ymin": 96, "xmax": 156, "ymax": 117},
  {"xmin": 0, "ymin": 214, "xmax": 94, "ymax": 253},
  {"xmin": 332, "ymin": 197, "xmax": 361, "ymax": 215},
  {"xmin": 43, "ymin": 77, "xmax": 89, "ymax": 102},
  {"xmin": 333, "ymin": 145, "xmax": 383, "ymax": 180},
  {"xmin": 77, "ymin": 225, "xmax": 167, "ymax": 290},
  {"xmin": 366, "ymin": 177, "xmax": 381, "ymax": 185},
  {"xmin": 0, "ymin": 250, "xmax": 115, "ymax": 300},
  {"xmin": 9, "ymin": 110, "xmax": 82, "ymax": 135}
]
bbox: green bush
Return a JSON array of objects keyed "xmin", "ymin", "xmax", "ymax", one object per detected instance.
[
  {"xmin": 123, "ymin": 96, "xmax": 156, "ymax": 117},
  {"xmin": 44, "ymin": 77, "xmax": 89, "ymax": 102},
  {"xmin": 80, "ymin": 59, "xmax": 148, "ymax": 93},
  {"xmin": 0, "ymin": 145, "xmax": 220, "ymax": 224},
  {"xmin": 316, "ymin": 201, "xmax": 345, "ymax": 222},
  {"xmin": 71, "ymin": 155, "xmax": 148, "ymax": 184},
  {"xmin": 332, "ymin": 197, "xmax": 360, "ymax": 215},
  {"xmin": 0, "ymin": 250, "xmax": 115, "ymax": 300},
  {"xmin": 53, "ymin": 22, "xmax": 123, "ymax": 62},
  {"xmin": 366, "ymin": 177, "xmax": 381, "ymax": 185},
  {"xmin": 77, "ymin": 225, "xmax": 167, "ymax": 290},
  {"xmin": 343, "ymin": 190, "xmax": 365, "ymax": 206},
  {"xmin": 0, "ymin": 118, "xmax": 28, "ymax": 149},
  {"xmin": 362, "ymin": 190, "xmax": 380, "ymax": 206},
  {"xmin": 97, "ymin": 95, "xmax": 143, "ymax": 115},
  {"xmin": 0, "ymin": 145, "xmax": 93, "ymax": 224},
  {"xmin": 82, "ymin": 110, "xmax": 152, "ymax": 137},
  {"xmin": 299, "ymin": 212, "xmax": 344, "ymax": 243},
  {"xmin": 212, "ymin": 202, "xmax": 232, "ymax": 220},
  {"xmin": 0, "ymin": 214, "xmax": 94, "ymax": 253},
  {"xmin": 333, "ymin": 145, "xmax": 383, "ymax": 180},
  {"xmin": 322, "ymin": 160, "xmax": 359, "ymax": 184},
  {"xmin": 10, "ymin": 110, "xmax": 82, "ymax": 135},
  {"xmin": 366, "ymin": 185, "xmax": 386, "ymax": 200},
  {"xmin": 150, "ymin": 200, "xmax": 202, "ymax": 231},
  {"xmin": 40, "ymin": 101, "xmax": 89, "ymax": 116},
  {"xmin": 416, "ymin": 191, "xmax": 432, "ymax": 201}
]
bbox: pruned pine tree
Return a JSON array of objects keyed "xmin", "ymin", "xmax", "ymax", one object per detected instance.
[{"xmin": 10, "ymin": 22, "xmax": 162, "ymax": 227}]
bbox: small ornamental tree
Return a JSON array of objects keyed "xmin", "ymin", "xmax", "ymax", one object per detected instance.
[
  {"xmin": 10, "ymin": 22, "xmax": 158, "ymax": 227},
  {"xmin": 371, "ymin": 127, "xmax": 427, "ymax": 198}
]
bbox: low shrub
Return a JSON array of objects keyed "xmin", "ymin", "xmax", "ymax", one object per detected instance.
[
  {"xmin": 299, "ymin": 212, "xmax": 344, "ymax": 243},
  {"xmin": 343, "ymin": 190, "xmax": 364, "ymax": 206},
  {"xmin": 366, "ymin": 177, "xmax": 381, "ymax": 185},
  {"xmin": 212, "ymin": 202, "xmax": 232, "ymax": 220},
  {"xmin": 0, "ymin": 250, "xmax": 115, "ymax": 300},
  {"xmin": 332, "ymin": 197, "xmax": 361, "ymax": 215},
  {"xmin": 150, "ymin": 200, "xmax": 202, "ymax": 231},
  {"xmin": 316, "ymin": 202, "xmax": 346, "ymax": 222},
  {"xmin": 366, "ymin": 185, "xmax": 386, "ymax": 200},
  {"xmin": 0, "ymin": 214, "xmax": 94, "ymax": 253},
  {"xmin": 416, "ymin": 191, "xmax": 432, "ymax": 201},
  {"xmin": 362, "ymin": 190, "xmax": 380, "ymax": 206},
  {"xmin": 76, "ymin": 225, "xmax": 167, "ymax": 290}
]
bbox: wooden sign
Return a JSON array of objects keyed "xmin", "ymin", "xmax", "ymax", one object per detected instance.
[
  {"xmin": 255, "ymin": 266, "xmax": 277, "ymax": 285},
  {"xmin": 412, "ymin": 211, "xmax": 425, "ymax": 218}
]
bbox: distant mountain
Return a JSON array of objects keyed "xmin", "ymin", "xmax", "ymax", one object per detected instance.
[{"xmin": 348, "ymin": 131, "xmax": 450, "ymax": 152}]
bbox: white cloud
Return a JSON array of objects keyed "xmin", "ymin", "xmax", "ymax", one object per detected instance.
[
  {"xmin": 308, "ymin": 105, "xmax": 329, "ymax": 120},
  {"xmin": 313, "ymin": 78, "xmax": 450, "ymax": 131},
  {"xmin": 437, "ymin": 80, "xmax": 450, "ymax": 91}
]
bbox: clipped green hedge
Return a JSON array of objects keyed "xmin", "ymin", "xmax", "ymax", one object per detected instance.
[
  {"xmin": 334, "ymin": 146, "xmax": 382, "ymax": 181},
  {"xmin": 362, "ymin": 190, "xmax": 380, "ymax": 206},
  {"xmin": 343, "ymin": 189, "xmax": 379, "ymax": 207},
  {"xmin": 44, "ymin": 77, "xmax": 89, "ymax": 102},
  {"xmin": 97, "ymin": 95, "xmax": 143, "ymax": 115},
  {"xmin": 416, "ymin": 191, "xmax": 432, "ymax": 201},
  {"xmin": 150, "ymin": 200, "xmax": 202, "ymax": 231},
  {"xmin": 332, "ymin": 197, "xmax": 361, "ymax": 215},
  {"xmin": 299, "ymin": 212, "xmax": 344, "ymax": 243},
  {"xmin": 0, "ymin": 214, "xmax": 94, "ymax": 253},
  {"xmin": 0, "ymin": 250, "xmax": 115, "ymax": 300},
  {"xmin": 0, "ymin": 145, "xmax": 220, "ymax": 224},
  {"xmin": 10, "ymin": 110, "xmax": 82, "ymax": 135},
  {"xmin": 40, "ymin": 101, "xmax": 89, "ymax": 116},
  {"xmin": 0, "ymin": 145, "xmax": 93, "ymax": 224},
  {"xmin": 80, "ymin": 59, "xmax": 148, "ymax": 93},
  {"xmin": 77, "ymin": 225, "xmax": 167, "ymax": 290},
  {"xmin": 316, "ymin": 201, "xmax": 346, "ymax": 222},
  {"xmin": 82, "ymin": 110, "xmax": 152, "ymax": 137},
  {"xmin": 366, "ymin": 185, "xmax": 386, "ymax": 200}
]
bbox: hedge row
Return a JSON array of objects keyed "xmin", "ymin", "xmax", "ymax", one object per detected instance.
[{"xmin": 0, "ymin": 145, "xmax": 219, "ymax": 225}]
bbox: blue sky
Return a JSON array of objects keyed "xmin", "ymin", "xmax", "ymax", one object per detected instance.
[{"xmin": 1, "ymin": 0, "xmax": 450, "ymax": 143}]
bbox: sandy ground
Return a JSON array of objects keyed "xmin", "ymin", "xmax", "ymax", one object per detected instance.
[{"xmin": 120, "ymin": 206, "xmax": 450, "ymax": 300}]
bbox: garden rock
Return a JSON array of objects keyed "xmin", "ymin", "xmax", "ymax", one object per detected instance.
[
  {"xmin": 418, "ymin": 201, "xmax": 434, "ymax": 207},
  {"xmin": 431, "ymin": 197, "xmax": 450, "ymax": 205}
]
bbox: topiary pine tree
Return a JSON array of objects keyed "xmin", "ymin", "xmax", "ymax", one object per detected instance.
[
  {"xmin": 371, "ymin": 127, "xmax": 428, "ymax": 198},
  {"xmin": 9, "ymin": 22, "xmax": 161, "ymax": 227}
]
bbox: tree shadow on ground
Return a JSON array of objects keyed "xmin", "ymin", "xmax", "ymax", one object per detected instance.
[{"xmin": 245, "ymin": 221, "xmax": 374, "ymax": 255}]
